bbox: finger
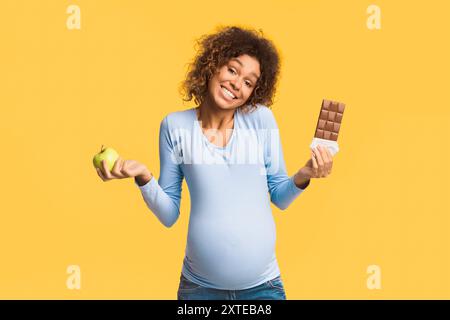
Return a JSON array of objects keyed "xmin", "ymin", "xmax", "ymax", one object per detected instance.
[
  {"xmin": 110, "ymin": 158, "xmax": 120, "ymax": 178},
  {"xmin": 318, "ymin": 145, "xmax": 331, "ymax": 174},
  {"xmin": 121, "ymin": 161, "xmax": 140, "ymax": 177},
  {"xmin": 319, "ymin": 145, "xmax": 330, "ymax": 178},
  {"xmin": 317, "ymin": 146, "xmax": 327, "ymax": 177},
  {"xmin": 313, "ymin": 147, "xmax": 325, "ymax": 177},
  {"xmin": 102, "ymin": 160, "xmax": 113, "ymax": 179},
  {"xmin": 98, "ymin": 160, "xmax": 106, "ymax": 178},
  {"xmin": 311, "ymin": 150, "xmax": 319, "ymax": 177},
  {"xmin": 121, "ymin": 161, "xmax": 135, "ymax": 177},
  {"xmin": 325, "ymin": 148, "xmax": 333, "ymax": 174},
  {"xmin": 111, "ymin": 157, "xmax": 125, "ymax": 178},
  {"xmin": 117, "ymin": 158, "xmax": 126, "ymax": 176},
  {"xmin": 96, "ymin": 168, "xmax": 106, "ymax": 181}
]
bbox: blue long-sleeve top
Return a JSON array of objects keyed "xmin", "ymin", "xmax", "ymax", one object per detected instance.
[{"xmin": 135, "ymin": 104, "xmax": 309, "ymax": 290}]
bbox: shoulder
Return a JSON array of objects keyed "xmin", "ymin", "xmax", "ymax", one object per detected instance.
[
  {"xmin": 239, "ymin": 103, "xmax": 278, "ymax": 129},
  {"xmin": 160, "ymin": 108, "xmax": 196, "ymax": 130}
]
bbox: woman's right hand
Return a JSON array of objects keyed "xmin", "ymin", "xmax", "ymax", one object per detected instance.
[{"xmin": 95, "ymin": 157, "xmax": 152, "ymax": 183}]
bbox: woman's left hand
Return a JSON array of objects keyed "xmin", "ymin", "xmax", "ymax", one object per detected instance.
[{"xmin": 296, "ymin": 145, "xmax": 334, "ymax": 182}]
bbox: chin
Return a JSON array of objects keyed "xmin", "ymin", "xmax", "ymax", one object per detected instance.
[
  {"xmin": 213, "ymin": 96, "xmax": 238, "ymax": 110},
  {"xmin": 217, "ymin": 103, "xmax": 237, "ymax": 110}
]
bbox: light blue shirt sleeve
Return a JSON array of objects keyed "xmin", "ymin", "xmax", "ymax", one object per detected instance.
[
  {"xmin": 134, "ymin": 116, "xmax": 184, "ymax": 227},
  {"xmin": 262, "ymin": 108, "xmax": 309, "ymax": 210}
]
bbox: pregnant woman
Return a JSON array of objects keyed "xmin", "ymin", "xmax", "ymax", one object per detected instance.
[{"xmin": 95, "ymin": 26, "xmax": 334, "ymax": 300}]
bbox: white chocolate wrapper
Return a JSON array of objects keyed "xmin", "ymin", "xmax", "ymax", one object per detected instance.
[{"xmin": 310, "ymin": 137, "xmax": 339, "ymax": 156}]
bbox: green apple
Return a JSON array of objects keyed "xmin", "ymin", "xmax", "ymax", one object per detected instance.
[{"xmin": 93, "ymin": 145, "xmax": 119, "ymax": 172}]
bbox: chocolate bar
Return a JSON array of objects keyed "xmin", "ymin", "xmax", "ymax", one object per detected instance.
[{"xmin": 314, "ymin": 99, "xmax": 345, "ymax": 141}]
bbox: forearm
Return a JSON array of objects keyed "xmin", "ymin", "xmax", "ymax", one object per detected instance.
[
  {"xmin": 268, "ymin": 175, "xmax": 306, "ymax": 210},
  {"xmin": 137, "ymin": 179, "xmax": 181, "ymax": 228}
]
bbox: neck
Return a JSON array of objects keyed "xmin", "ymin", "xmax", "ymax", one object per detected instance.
[{"xmin": 197, "ymin": 97, "xmax": 236, "ymax": 130}]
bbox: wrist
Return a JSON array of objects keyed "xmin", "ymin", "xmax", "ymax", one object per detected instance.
[
  {"xmin": 294, "ymin": 169, "xmax": 311, "ymax": 189},
  {"xmin": 135, "ymin": 169, "xmax": 153, "ymax": 186}
]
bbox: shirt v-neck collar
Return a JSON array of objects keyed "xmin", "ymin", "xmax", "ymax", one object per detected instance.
[{"xmin": 193, "ymin": 107, "xmax": 238, "ymax": 150}]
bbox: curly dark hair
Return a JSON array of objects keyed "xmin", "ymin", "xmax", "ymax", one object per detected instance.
[{"xmin": 180, "ymin": 25, "xmax": 281, "ymax": 113}]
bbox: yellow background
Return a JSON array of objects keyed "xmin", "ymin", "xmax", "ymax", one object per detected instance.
[{"xmin": 1, "ymin": 0, "xmax": 449, "ymax": 299}]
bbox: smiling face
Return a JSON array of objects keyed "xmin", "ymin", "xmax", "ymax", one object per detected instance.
[{"xmin": 207, "ymin": 54, "xmax": 261, "ymax": 111}]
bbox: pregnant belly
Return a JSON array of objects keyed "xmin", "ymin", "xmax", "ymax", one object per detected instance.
[{"xmin": 185, "ymin": 210, "xmax": 277, "ymax": 288}]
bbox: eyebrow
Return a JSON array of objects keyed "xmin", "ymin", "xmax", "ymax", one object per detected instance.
[{"xmin": 229, "ymin": 58, "xmax": 260, "ymax": 82}]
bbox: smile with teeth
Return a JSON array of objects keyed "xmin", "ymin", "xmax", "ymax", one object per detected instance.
[{"xmin": 221, "ymin": 86, "xmax": 237, "ymax": 99}]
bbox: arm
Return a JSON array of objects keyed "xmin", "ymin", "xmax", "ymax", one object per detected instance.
[
  {"xmin": 263, "ymin": 109, "xmax": 308, "ymax": 210},
  {"xmin": 134, "ymin": 116, "xmax": 184, "ymax": 227}
]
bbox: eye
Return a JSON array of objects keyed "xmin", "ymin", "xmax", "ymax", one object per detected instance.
[
  {"xmin": 245, "ymin": 81, "xmax": 252, "ymax": 88},
  {"xmin": 228, "ymin": 68, "xmax": 236, "ymax": 75}
]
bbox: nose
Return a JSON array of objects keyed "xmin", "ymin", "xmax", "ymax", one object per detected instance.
[{"xmin": 229, "ymin": 79, "xmax": 241, "ymax": 92}]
